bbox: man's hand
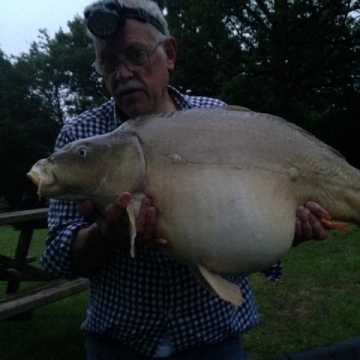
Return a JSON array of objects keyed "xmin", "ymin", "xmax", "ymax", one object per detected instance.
[
  {"xmin": 77, "ymin": 192, "xmax": 167, "ymax": 247},
  {"xmin": 132, "ymin": 196, "xmax": 168, "ymax": 246},
  {"xmin": 293, "ymin": 201, "xmax": 331, "ymax": 246},
  {"xmin": 71, "ymin": 193, "xmax": 167, "ymax": 274}
]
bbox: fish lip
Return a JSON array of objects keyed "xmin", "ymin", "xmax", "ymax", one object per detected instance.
[
  {"xmin": 27, "ymin": 171, "xmax": 40, "ymax": 186},
  {"xmin": 28, "ymin": 166, "xmax": 82, "ymax": 200},
  {"xmin": 27, "ymin": 163, "xmax": 59, "ymax": 198}
]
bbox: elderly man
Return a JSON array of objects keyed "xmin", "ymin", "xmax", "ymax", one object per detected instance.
[{"xmin": 41, "ymin": 0, "xmax": 330, "ymax": 359}]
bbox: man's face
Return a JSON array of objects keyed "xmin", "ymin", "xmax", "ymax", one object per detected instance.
[{"xmin": 94, "ymin": 20, "xmax": 176, "ymax": 118}]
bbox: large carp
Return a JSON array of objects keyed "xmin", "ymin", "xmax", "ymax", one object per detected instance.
[{"xmin": 28, "ymin": 106, "xmax": 359, "ymax": 305}]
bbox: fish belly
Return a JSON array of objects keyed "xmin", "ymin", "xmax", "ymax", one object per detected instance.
[{"xmin": 146, "ymin": 165, "xmax": 298, "ymax": 275}]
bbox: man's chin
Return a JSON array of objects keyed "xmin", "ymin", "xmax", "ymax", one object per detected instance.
[
  {"xmin": 118, "ymin": 98, "xmax": 151, "ymax": 118},
  {"xmin": 121, "ymin": 89, "xmax": 144, "ymax": 99}
]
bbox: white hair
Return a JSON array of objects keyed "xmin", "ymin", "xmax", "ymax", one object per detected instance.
[{"xmin": 119, "ymin": 0, "xmax": 170, "ymax": 36}]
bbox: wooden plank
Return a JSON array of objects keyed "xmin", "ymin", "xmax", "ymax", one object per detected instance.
[
  {"xmin": 0, "ymin": 269, "xmax": 40, "ymax": 282},
  {"xmin": 26, "ymin": 256, "xmax": 37, "ymax": 263},
  {"xmin": 0, "ymin": 209, "xmax": 48, "ymax": 294},
  {"xmin": 0, "ymin": 254, "xmax": 56, "ymax": 281},
  {"xmin": 0, "ymin": 278, "xmax": 89, "ymax": 320},
  {"xmin": 0, "ymin": 208, "xmax": 48, "ymax": 226}
]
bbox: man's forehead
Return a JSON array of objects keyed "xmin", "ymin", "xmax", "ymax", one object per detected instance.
[
  {"xmin": 97, "ymin": 19, "xmax": 155, "ymax": 42},
  {"xmin": 95, "ymin": 20, "xmax": 156, "ymax": 53}
]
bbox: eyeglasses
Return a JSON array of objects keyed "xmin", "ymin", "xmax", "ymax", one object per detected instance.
[{"xmin": 93, "ymin": 41, "xmax": 164, "ymax": 77}]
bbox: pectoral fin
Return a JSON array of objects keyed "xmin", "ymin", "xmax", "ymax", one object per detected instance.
[
  {"xmin": 125, "ymin": 194, "xmax": 147, "ymax": 258},
  {"xmin": 192, "ymin": 265, "xmax": 243, "ymax": 306},
  {"xmin": 126, "ymin": 202, "xmax": 137, "ymax": 258}
]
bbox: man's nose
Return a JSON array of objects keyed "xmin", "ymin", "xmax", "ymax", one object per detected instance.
[{"xmin": 115, "ymin": 61, "xmax": 134, "ymax": 80}]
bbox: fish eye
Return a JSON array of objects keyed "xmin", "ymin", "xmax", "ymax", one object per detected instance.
[{"xmin": 76, "ymin": 146, "xmax": 88, "ymax": 158}]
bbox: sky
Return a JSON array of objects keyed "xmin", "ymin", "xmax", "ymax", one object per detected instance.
[{"xmin": 0, "ymin": 0, "xmax": 93, "ymax": 57}]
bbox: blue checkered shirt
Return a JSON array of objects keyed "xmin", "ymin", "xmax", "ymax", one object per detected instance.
[{"xmin": 41, "ymin": 86, "xmax": 281, "ymax": 357}]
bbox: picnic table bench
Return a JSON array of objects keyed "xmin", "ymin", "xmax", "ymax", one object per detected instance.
[{"xmin": 0, "ymin": 208, "xmax": 88, "ymax": 320}]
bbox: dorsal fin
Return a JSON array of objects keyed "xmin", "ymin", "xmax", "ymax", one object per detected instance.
[{"xmin": 225, "ymin": 105, "xmax": 252, "ymax": 112}]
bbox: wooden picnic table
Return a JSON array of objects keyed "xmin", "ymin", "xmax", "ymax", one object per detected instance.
[{"xmin": 0, "ymin": 208, "xmax": 88, "ymax": 320}]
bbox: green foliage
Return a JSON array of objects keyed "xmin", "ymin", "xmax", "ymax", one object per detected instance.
[
  {"xmin": 0, "ymin": 295, "xmax": 88, "ymax": 360},
  {"xmin": 0, "ymin": 51, "xmax": 60, "ymax": 208},
  {"xmin": 14, "ymin": 17, "xmax": 108, "ymax": 125},
  {"xmin": 42, "ymin": 17, "xmax": 109, "ymax": 118},
  {"xmin": 0, "ymin": 227, "xmax": 88, "ymax": 360},
  {"xmin": 0, "ymin": 18, "xmax": 107, "ymax": 209},
  {"xmin": 165, "ymin": 1, "xmax": 244, "ymax": 97},
  {"xmin": 243, "ymin": 225, "xmax": 360, "ymax": 359},
  {"xmin": 165, "ymin": 0, "xmax": 360, "ymax": 137}
]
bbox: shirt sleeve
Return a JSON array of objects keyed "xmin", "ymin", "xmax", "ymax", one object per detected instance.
[{"xmin": 261, "ymin": 262, "xmax": 282, "ymax": 281}]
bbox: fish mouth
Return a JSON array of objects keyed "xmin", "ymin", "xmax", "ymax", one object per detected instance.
[
  {"xmin": 27, "ymin": 160, "xmax": 59, "ymax": 198},
  {"xmin": 27, "ymin": 170, "xmax": 41, "ymax": 186}
]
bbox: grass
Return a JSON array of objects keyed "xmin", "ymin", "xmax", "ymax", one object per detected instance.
[
  {"xmin": 243, "ymin": 224, "xmax": 360, "ymax": 359},
  {"xmin": 0, "ymin": 226, "xmax": 88, "ymax": 360},
  {"xmin": 1, "ymin": 225, "xmax": 360, "ymax": 359}
]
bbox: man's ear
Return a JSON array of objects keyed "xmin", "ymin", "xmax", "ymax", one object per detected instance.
[{"xmin": 164, "ymin": 37, "xmax": 177, "ymax": 71}]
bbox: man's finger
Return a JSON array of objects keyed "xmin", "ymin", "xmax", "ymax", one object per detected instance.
[
  {"xmin": 143, "ymin": 206, "xmax": 157, "ymax": 236},
  {"xmin": 305, "ymin": 201, "xmax": 331, "ymax": 220},
  {"xmin": 107, "ymin": 193, "xmax": 132, "ymax": 223},
  {"xmin": 135, "ymin": 198, "xmax": 151, "ymax": 234},
  {"xmin": 295, "ymin": 206, "xmax": 313, "ymax": 240},
  {"xmin": 141, "ymin": 236, "xmax": 168, "ymax": 247},
  {"xmin": 308, "ymin": 214, "xmax": 328, "ymax": 240}
]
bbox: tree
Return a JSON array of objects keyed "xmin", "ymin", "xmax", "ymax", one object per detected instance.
[
  {"xmin": 0, "ymin": 17, "xmax": 108, "ymax": 209},
  {"xmin": 44, "ymin": 17, "xmax": 109, "ymax": 118},
  {"xmin": 164, "ymin": 1, "xmax": 244, "ymax": 97},
  {"xmin": 165, "ymin": 0, "xmax": 360, "ymax": 122},
  {"xmin": 0, "ymin": 51, "xmax": 60, "ymax": 209},
  {"xmin": 14, "ymin": 17, "xmax": 108, "ymax": 126}
]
